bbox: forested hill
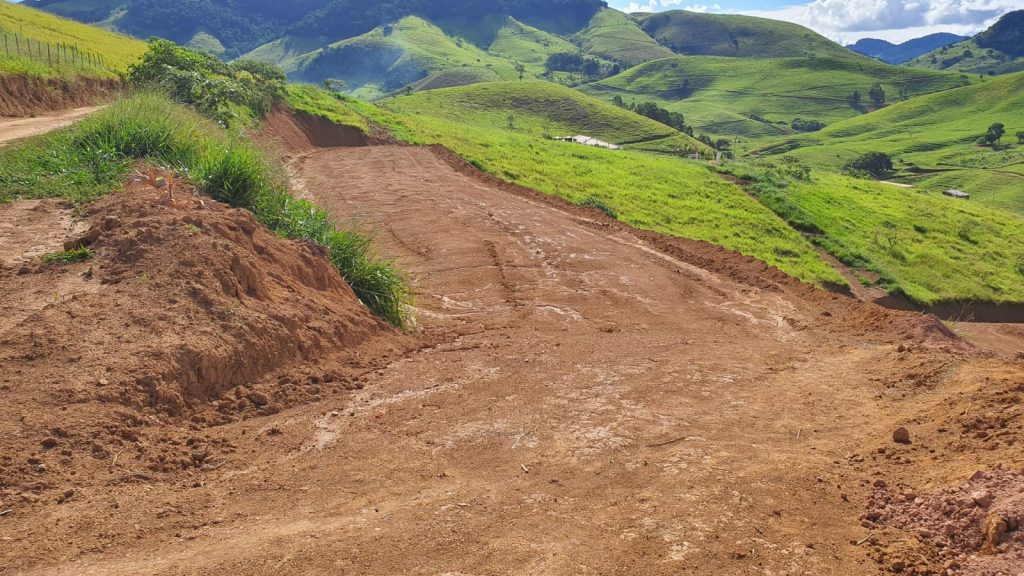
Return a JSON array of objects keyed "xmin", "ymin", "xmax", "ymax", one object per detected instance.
[{"xmin": 25, "ymin": 0, "xmax": 607, "ymax": 57}]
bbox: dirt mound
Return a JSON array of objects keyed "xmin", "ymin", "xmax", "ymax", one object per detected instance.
[
  {"xmin": 258, "ymin": 105, "xmax": 367, "ymax": 154},
  {"xmin": 865, "ymin": 468, "xmax": 1024, "ymax": 575},
  {"xmin": 0, "ymin": 176, "xmax": 411, "ymax": 506},
  {"xmin": 0, "ymin": 74, "xmax": 119, "ymax": 117}
]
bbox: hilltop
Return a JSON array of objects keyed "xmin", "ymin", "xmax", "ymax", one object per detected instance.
[
  {"xmin": 634, "ymin": 10, "xmax": 854, "ymax": 60},
  {"xmin": 848, "ymin": 33, "xmax": 968, "ymax": 64},
  {"xmin": 581, "ymin": 54, "xmax": 970, "ymax": 143},
  {"xmin": 907, "ymin": 10, "xmax": 1024, "ymax": 75}
]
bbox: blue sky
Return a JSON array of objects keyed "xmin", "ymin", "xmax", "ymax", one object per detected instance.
[{"xmin": 608, "ymin": 0, "xmax": 1020, "ymax": 44}]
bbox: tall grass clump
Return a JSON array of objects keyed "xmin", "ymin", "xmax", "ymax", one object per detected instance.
[{"xmin": 0, "ymin": 94, "xmax": 410, "ymax": 326}]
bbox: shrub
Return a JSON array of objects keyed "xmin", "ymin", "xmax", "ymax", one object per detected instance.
[
  {"xmin": 125, "ymin": 39, "xmax": 285, "ymax": 125},
  {"xmin": 791, "ymin": 118, "xmax": 826, "ymax": 132},
  {"xmin": 844, "ymin": 152, "xmax": 893, "ymax": 178},
  {"xmin": 578, "ymin": 197, "xmax": 618, "ymax": 219}
]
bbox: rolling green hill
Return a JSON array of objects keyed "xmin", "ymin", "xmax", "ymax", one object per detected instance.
[
  {"xmin": 755, "ymin": 72, "xmax": 1024, "ymax": 214},
  {"xmin": 634, "ymin": 11, "xmax": 854, "ymax": 59},
  {"xmin": 580, "ymin": 54, "xmax": 971, "ymax": 144},
  {"xmin": 270, "ymin": 16, "xmax": 561, "ymax": 99},
  {"xmin": 381, "ymin": 80, "xmax": 709, "ymax": 154},
  {"xmin": 907, "ymin": 11, "xmax": 1024, "ymax": 75},
  {"xmin": 0, "ymin": 1, "xmax": 146, "ymax": 76},
  {"xmin": 571, "ymin": 8, "xmax": 673, "ymax": 67}
]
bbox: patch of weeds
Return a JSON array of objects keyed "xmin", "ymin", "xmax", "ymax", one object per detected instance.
[
  {"xmin": 183, "ymin": 223, "xmax": 203, "ymax": 235},
  {"xmin": 42, "ymin": 246, "xmax": 93, "ymax": 264},
  {"xmin": 578, "ymin": 197, "xmax": 618, "ymax": 219},
  {"xmin": 136, "ymin": 272, "xmax": 151, "ymax": 283}
]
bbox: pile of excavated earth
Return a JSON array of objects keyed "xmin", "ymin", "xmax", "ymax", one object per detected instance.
[{"xmin": 0, "ymin": 108, "xmax": 1021, "ymax": 575}]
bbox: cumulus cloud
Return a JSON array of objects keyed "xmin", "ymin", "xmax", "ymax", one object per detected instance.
[
  {"xmin": 624, "ymin": 0, "xmax": 722, "ymax": 12},
  {"xmin": 803, "ymin": 0, "xmax": 1010, "ymax": 32}
]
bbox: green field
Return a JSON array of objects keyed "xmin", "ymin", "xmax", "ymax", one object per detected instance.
[
  {"xmin": 581, "ymin": 55, "xmax": 972, "ymax": 145},
  {"xmin": 729, "ymin": 165, "xmax": 1024, "ymax": 305},
  {"xmin": 0, "ymin": 1, "xmax": 145, "ymax": 76},
  {"xmin": 382, "ymin": 80, "xmax": 709, "ymax": 152},
  {"xmin": 755, "ymin": 72, "xmax": 1024, "ymax": 213}
]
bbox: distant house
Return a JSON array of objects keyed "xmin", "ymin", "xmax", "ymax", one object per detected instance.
[
  {"xmin": 943, "ymin": 189, "xmax": 970, "ymax": 200},
  {"xmin": 554, "ymin": 135, "xmax": 620, "ymax": 150}
]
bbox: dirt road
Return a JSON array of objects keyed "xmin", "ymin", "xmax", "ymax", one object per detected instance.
[
  {"xmin": 4, "ymin": 114, "xmax": 1022, "ymax": 575},
  {"xmin": 0, "ymin": 105, "xmax": 102, "ymax": 146}
]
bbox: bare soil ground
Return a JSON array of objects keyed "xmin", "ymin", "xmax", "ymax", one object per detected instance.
[
  {"xmin": 0, "ymin": 105, "xmax": 103, "ymax": 146},
  {"xmin": 1, "ymin": 111, "xmax": 1022, "ymax": 575}
]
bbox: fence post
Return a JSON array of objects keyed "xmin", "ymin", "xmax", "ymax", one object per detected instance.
[
  {"xmin": 3, "ymin": 34, "xmax": 7, "ymax": 58},
  {"xmin": 15, "ymin": 33, "xmax": 19, "ymax": 57}
]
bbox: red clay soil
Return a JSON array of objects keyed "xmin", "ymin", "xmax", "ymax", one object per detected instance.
[
  {"xmin": 1, "ymin": 113, "xmax": 1023, "ymax": 575},
  {"xmin": 0, "ymin": 74, "xmax": 119, "ymax": 117},
  {"xmin": 0, "ymin": 177, "xmax": 411, "ymax": 569}
]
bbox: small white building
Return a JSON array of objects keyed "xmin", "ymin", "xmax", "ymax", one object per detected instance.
[
  {"xmin": 943, "ymin": 189, "xmax": 970, "ymax": 200},
  {"xmin": 554, "ymin": 135, "xmax": 621, "ymax": 150}
]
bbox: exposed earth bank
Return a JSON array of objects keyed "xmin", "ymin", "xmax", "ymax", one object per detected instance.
[
  {"xmin": 0, "ymin": 110, "xmax": 1021, "ymax": 575},
  {"xmin": 0, "ymin": 74, "xmax": 118, "ymax": 117}
]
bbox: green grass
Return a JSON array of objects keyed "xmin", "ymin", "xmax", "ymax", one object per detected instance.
[
  {"xmin": 634, "ymin": 10, "xmax": 856, "ymax": 60},
  {"xmin": 0, "ymin": 93, "xmax": 410, "ymax": 326},
  {"xmin": 581, "ymin": 55, "xmax": 973, "ymax": 145},
  {"xmin": 0, "ymin": 0, "xmax": 145, "ymax": 76},
  {"xmin": 42, "ymin": 246, "xmax": 93, "ymax": 264},
  {"xmin": 572, "ymin": 8, "xmax": 674, "ymax": 67},
  {"xmin": 907, "ymin": 39, "xmax": 1024, "ymax": 76},
  {"xmin": 252, "ymin": 15, "xmax": 575, "ymax": 100},
  {"xmin": 755, "ymin": 72, "xmax": 1024, "ymax": 213},
  {"xmin": 723, "ymin": 162, "xmax": 1024, "ymax": 305},
  {"xmin": 283, "ymin": 84, "xmax": 370, "ymax": 134},
  {"xmin": 292, "ymin": 87, "xmax": 843, "ymax": 288},
  {"xmin": 384, "ymin": 80, "xmax": 708, "ymax": 150}
]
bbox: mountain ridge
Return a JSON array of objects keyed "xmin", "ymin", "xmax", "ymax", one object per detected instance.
[{"xmin": 848, "ymin": 33, "xmax": 968, "ymax": 64}]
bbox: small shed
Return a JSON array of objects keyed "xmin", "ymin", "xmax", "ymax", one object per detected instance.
[
  {"xmin": 554, "ymin": 135, "xmax": 620, "ymax": 150},
  {"xmin": 943, "ymin": 189, "xmax": 970, "ymax": 200}
]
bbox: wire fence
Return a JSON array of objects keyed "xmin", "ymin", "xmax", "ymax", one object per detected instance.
[{"xmin": 0, "ymin": 29, "xmax": 108, "ymax": 70}]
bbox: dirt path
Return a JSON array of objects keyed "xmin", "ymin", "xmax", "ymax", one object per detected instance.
[
  {"xmin": 0, "ymin": 105, "xmax": 102, "ymax": 146},
  {"xmin": 6, "ymin": 142, "xmax": 996, "ymax": 576}
]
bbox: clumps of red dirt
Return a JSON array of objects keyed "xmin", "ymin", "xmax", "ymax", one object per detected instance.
[
  {"xmin": 0, "ymin": 176, "xmax": 411, "ymax": 505},
  {"xmin": 257, "ymin": 105, "xmax": 368, "ymax": 155},
  {"xmin": 864, "ymin": 468, "xmax": 1024, "ymax": 575},
  {"xmin": 0, "ymin": 74, "xmax": 119, "ymax": 116}
]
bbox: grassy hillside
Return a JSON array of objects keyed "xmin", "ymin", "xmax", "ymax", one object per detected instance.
[
  {"xmin": 907, "ymin": 11, "xmax": 1024, "ymax": 76},
  {"xmin": 634, "ymin": 11, "xmax": 853, "ymax": 60},
  {"xmin": 253, "ymin": 16, "xmax": 572, "ymax": 99},
  {"xmin": 572, "ymin": 8, "xmax": 674, "ymax": 67},
  {"xmin": 755, "ymin": 72, "xmax": 1024, "ymax": 213},
  {"xmin": 726, "ymin": 165, "xmax": 1024, "ymax": 306},
  {"xmin": 0, "ymin": 1, "xmax": 145, "ymax": 76},
  {"xmin": 383, "ymin": 81, "xmax": 710, "ymax": 151},
  {"xmin": 289, "ymin": 86, "xmax": 843, "ymax": 288},
  {"xmin": 906, "ymin": 38, "xmax": 1024, "ymax": 76},
  {"xmin": 581, "ymin": 55, "xmax": 973, "ymax": 144}
]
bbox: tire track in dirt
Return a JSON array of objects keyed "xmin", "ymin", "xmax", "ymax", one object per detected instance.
[{"xmin": 15, "ymin": 127, "xmax": 1020, "ymax": 575}]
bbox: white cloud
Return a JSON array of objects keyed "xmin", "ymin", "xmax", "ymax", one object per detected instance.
[
  {"xmin": 614, "ymin": 0, "xmax": 1018, "ymax": 43},
  {"xmin": 803, "ymin": 0, "xmax": 1010, "ymax": 32}
]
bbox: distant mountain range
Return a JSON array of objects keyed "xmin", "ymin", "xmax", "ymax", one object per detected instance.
[
  {"xmin": 905, "ymin": 10, "xmax": 1024, "ymax": 75},
  {"xmin": 848, "ymin": 33, "xmax": 968, "ymax": 64}
]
